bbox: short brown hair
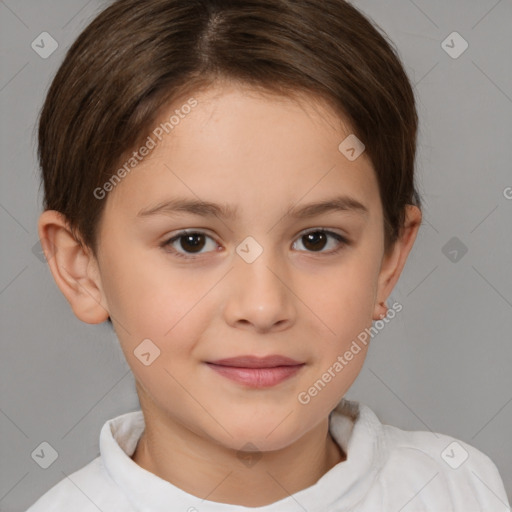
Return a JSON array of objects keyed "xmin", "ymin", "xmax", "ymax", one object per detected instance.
[{"xmin": 38, "ymin": 0, "xmax": 421, "ymax": 256}]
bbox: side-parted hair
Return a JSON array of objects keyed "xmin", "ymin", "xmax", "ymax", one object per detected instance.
[{"xmin": 38, "ymin": 0, "xmax": 421, "ymax": 257}]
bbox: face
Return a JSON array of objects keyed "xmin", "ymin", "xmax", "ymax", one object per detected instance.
[{"xmin": 94, "ymin": 82, "xmax": 387, "ymax": 452}]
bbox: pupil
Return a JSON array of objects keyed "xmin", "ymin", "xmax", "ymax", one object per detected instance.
[
  {"xmin": 304, "ymin": 232, "xmax": 326, "ymax": 251},
  {"xmin": 182, "ymin": 234, "xmax": 205, "ymax": 253}
]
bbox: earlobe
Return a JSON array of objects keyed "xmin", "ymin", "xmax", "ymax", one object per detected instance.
[
  {"xmin": 373, "ymin": 205, "xmax": 422, "ymax": 320},
  {"xmin": 38, "ymin": 210, "xmax": 110, "ymax": 324}
]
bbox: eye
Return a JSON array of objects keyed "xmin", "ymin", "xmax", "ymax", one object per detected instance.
[
  {"xmin": 160, "ymin": 228, "xmax": 349, "ymax": 260},
  {"xmin": 161, "ymin": 230, "xmax": 218, "ymax": 259},
  {"xmin": 292, "ymin": 228, "xmax": 348, "ymax": 255}
]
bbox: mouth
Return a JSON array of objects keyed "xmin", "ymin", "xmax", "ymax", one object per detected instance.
[{"xmin": 205, "ymin": 355, "xmax": 305, "ymax": 388}]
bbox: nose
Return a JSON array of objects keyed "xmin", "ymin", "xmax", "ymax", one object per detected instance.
[{"xmin": 223, "ymin": 244, "xmax": 296, "ymax": 333}]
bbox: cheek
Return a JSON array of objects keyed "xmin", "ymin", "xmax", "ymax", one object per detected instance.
[
  {"xmin": 102, "ymin": 258, "xmax": 212, "ymax": 398},
  {"xmin": 304, "ymin": 246, "xmax": 381, "ymax": 403},
  {"xmin": 297, "ymin": 270, "xmax": 375, "ymax": 416},
  {"xmin": 99, "ymin": 245, "xmax": 212, "ymax": 349},
  {"xmin": 310, "ymin": 254, "xmax": 380, "ymax": 337}
]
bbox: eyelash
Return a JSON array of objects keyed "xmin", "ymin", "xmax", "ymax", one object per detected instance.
[{"xmin": 160, "ymin": 228, "xmax": 349, "ymax": 260}]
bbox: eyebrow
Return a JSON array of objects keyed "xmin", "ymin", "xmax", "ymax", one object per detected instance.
[{"xmin": 136, "ymin": 195, "xmax": 369, "ymax": 220}]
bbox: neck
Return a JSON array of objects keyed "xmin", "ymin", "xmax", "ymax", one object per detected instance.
[{"xmin": 131, "ymin": 408, "xmax": 345, "ymax": 507}]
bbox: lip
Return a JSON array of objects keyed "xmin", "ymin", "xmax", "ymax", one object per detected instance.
[
  {"xmin": 205, "ymin": 355, "xmax": 305, "ymax": 388},
  {"xmin": 208, "ymin": 355, "xmax": 303, "ymax": 368}
]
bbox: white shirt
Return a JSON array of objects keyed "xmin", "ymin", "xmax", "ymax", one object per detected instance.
[{"xmin": 26, "ymin": 399, "xmax": 510, "ymax": 511}]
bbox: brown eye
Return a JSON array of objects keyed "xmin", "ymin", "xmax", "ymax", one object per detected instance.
[
  {"xmin": 302, "ymin": 231, "xmax": 328, "ymax": 251},
  {"xmin": 178, "ymin": 233, "xmax": 206, "ymax": 253},
  {"xmin": 161, "ymin": 231, "xmax": 218, "ymax": 259},
  {"xmin": 161, "ymin": 228, "xmax": 348, "ymax": 261},
  {"xmin": 293, "ymin": 229, "xmax": 348, "ymax": 254}
]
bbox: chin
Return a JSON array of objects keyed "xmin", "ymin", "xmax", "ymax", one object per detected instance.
[{"xmin": 213, "ymin": 417, "xmax": 306, "ymax": 453}]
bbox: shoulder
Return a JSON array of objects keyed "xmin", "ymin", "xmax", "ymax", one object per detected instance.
[
  {"xmin": 25, "ymin": 456, "xmax": 132, "ymax": 512},
  {"xmin": 25, "ymin": 410, "xmax": 144, "ymax": 511},
  {"xmin": 377, "ymin": 417, "xmax": 510, "ymax": 511}
]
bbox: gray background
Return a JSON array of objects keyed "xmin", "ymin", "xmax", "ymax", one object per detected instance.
[{"xmin": 1, "ymin": 0, "xmax": 511, "ymax": 510}]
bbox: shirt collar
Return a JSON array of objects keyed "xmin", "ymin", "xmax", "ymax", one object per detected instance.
[{"xmin": 100, "ymin": 398, "xmax": 387, "ymax": 512}]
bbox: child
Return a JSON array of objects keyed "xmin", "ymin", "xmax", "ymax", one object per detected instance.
[{"xmin": 28, "ymin": 0, "xmax": 510, "ymax": 510}]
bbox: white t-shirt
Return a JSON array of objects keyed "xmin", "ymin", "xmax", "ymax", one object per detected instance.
[{"xmin": 26, "ymin": 399, "xmax": 510, "ymax": 511}]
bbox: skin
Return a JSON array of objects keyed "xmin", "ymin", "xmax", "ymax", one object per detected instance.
[{"xmin": 39, "ymin": 81, "xmax": 421, "ymax": 507}]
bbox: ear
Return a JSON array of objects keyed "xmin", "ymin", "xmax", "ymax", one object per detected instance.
[
  {"xmin": 373, "ymin": 205, "xmax": 422, "ymax": 320},
  {"xmin": 37, "ymin": 210, "xmax": 110, "ymax": 324}
]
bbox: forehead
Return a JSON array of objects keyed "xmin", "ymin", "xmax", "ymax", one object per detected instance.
[
  {"xmin": 185, "ymin": 82, "xmax": 354, "ymax": 147},
  {"xmin": 103, "ymin": 82, "xmax": 380, "ymax": 222}
]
